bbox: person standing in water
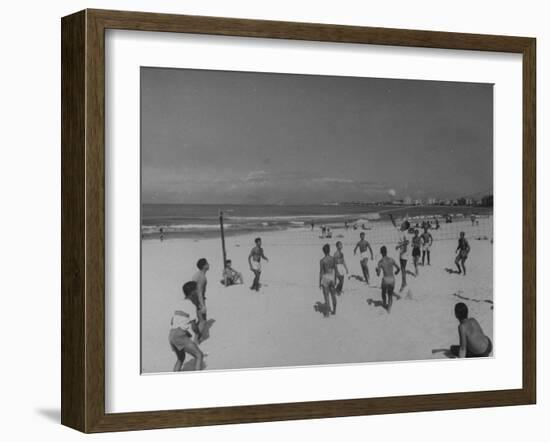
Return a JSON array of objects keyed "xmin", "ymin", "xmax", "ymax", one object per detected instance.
[
  {"xmin": 334, "ymin": 241, "xmax": 349, "ymax": 295},
  {"xmin": 375, "ymin": 246, "xmax": 400, "ymax": 313},
  {"xmin": 248, "ymin": 237, "xmax": 269, "ymax": 291},
  {"xmin": 353, "ymin": 232, "xmax": 374, "ymax": 284},
  {"xmin": 319, "ymin": 243, "xmax": 337, "ymax": 317}
]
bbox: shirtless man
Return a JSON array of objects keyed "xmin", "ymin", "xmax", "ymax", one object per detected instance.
[
  {"xmin": 319, "ymin": 244, "xmax": 337, "ymax": 317},
  {"xmin": 455, "ymin": 231, "xmax": 471, "ymax": 275},
  {"xmin": 375, "ymin": 246, "xmax": 400, "ymax": 313},
  {"xmin": 411, "ymin": 229, "xmax": 422, "ymax": 276},
  {"xmin": 333, "ymin": 241, "xmax": 349, "ymax": 295},
  {"xmin": 395, "ymin": 234, "xmax": 410, "ymax": 292},
  {"xmin": 451, "ymin": 302, "xmax": 492, "ymax": 358},
  {"xmin": 353, "ymin": 232, "xmax": 373, "ymax": 284},
  {"xmin": 421, "ymin": 227, "xmax": 433, "ymax": 266},
  {"xmin": 248, "ymin": 237, "xmax": 269, "ymax": 291},
  {"xmin": 191, "ymin": 258, "xmax": 209, "ymax": 343}
]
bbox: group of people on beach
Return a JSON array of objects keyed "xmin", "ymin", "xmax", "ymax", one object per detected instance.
[
  {"xmin": 168, "ymin": 215, "xmax": 486, "ymax": 371},
  {"xmin": 316, "ymin": 216, "xmax": 490, "ymax": 358},
  {"xmin": 168, "ymin": 237, "xmax": 271, "ymax": 371}
]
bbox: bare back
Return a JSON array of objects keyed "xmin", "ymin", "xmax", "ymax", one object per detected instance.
[
  {"xmin": 459, "ymin": 318, "xmax": 489, "ymax": 354},
  {"xmin": 378, "ymin": 256, "xmax": 396, "ymax": 278}
]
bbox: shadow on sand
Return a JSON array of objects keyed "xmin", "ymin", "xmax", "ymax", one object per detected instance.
[
  {"xmin": 313, "ymin": 301, "xmax": 333, "ymax": 317},
  {"xmin": 431, "ymin": 348, "xmax": 456, "ymax": 359}
]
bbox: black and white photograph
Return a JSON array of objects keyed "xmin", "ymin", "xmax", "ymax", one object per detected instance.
[{"xmin": 140, "ymin": 67, "xmax": 494, "ymax": 374}]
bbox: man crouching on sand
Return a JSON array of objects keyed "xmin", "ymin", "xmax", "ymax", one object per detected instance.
[
  {"xmin": 375, "ymin": 246, "xmax": 400, "ymax": 313},
  {"xmin": 249, "ymin": 237, "xmax": 269, "ymax": 291},
  {"xmin": 451, "ymin": 302, "xmax": 492, "ymax": 358},
  {"xmin": 319, "ymin": 243, "xmax": 337, "ymax": 317},
  {"xmin": 169, "ymin": 281, "xmax": 205, "ymax": 371}
]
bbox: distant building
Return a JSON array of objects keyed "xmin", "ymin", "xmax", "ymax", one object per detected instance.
[
  {"xmin": 413, "ymin": 199, "xmax": 422, "ymax": 205},
  {"xmin": 404, "ymin": 196, "xmax": 412, "ymax": 205},
  {"xmin": 427, "ymin": 197, "xmax": 437, "ymax": 205},
  {"xmin": 481, "ymin": 195, "xmax": 493, "ymax": 207}
]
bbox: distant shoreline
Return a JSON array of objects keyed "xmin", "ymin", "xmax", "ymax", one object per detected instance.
[{"xmin": 142, "ymin": 205, "xmax": 493, "ymax": 241}]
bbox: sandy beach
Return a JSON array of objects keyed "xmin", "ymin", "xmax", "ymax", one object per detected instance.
[{"xmin": 141, "ymin": 217, "xmax": 493, "ymax": 373}]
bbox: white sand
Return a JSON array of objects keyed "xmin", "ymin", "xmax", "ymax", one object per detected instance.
[{"xmin": 141, "ymin": 219, "xmax": 493, "ymax": 373}]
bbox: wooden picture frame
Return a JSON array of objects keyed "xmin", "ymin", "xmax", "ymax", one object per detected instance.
[{"xmin": 61, "ymin": 9, "xmax": 536, "ymax": 433}]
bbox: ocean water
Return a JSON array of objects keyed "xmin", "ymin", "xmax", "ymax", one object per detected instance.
[{"xmin": 141, "ymin": 203, "xmax": 492, "ymax": 239}]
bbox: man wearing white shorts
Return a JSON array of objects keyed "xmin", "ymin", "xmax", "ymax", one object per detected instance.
[
  {"xmin": 248, "ymin": 237, "xmax": 268, "ymax": 291},
  {"xmin": 421, "ymin": 227, "xmax": 433, "ymax": 266},
  {"xmin": 334, "ymin": 241, "xmax": 349, "ymax": 295},
  {"xmin": 353, "ymin": 232, "xmax": 374, "ymax": 284}
]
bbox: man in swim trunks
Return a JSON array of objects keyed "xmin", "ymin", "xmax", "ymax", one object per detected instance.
[
  {"xmin": 451, "ymin": 302, "xmax": 492, "ymax": 358},
  {"xmin": 221, "ymin": 259, "xmax": 243, "ymax": 286},
  {"xmin": 375, "ymin": 246, "xmax": 400, "ymax": 313},
  {"xmin": 334, "ymin": 241, "xmax": 349, "ymax": 295},
  {"xmin": 319, "ymin": 243, "xmax": 337, "ymax": 317},
  {"xmin": 248, "ymin": 237, "xmax": 269, "ymax": 291},
  {"xmin": 191, "ymin": 258, "xmax": 209, "ymax": 343},
  {"xmin": 170, "ymin": 281, "xmax": 205, "ymax": 371},
  {"xmin": 353, "ymin": 232, "xmax": 374, "ymax": 284},
  {"xmin": 411, "ymin": 229, "xmax": 422, "ymax": 276},
  {"xmin": 395, "ymin": 234, "xmax": 410, "ymax": 292},
  {"xmin": 421, "ymin": 226, "xmax": 433, "ymax": 266},
  {"xmin": 455, "ymin": 231, "xmax": 471, "ymax": 275}
]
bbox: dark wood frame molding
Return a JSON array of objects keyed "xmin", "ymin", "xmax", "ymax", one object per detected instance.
[{"xmin": 61, "ymin": 9, "xmax": 536, "ymax": 433}]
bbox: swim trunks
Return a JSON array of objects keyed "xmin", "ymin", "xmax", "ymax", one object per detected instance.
[
  {"xmin": 321, "ymin": 271, "xmax": 336, "ymax": 289},
  {"xmin": 360, "ymin": 251, "xmax": 369, "ymax": 260},
  {"xmin": 337, "ymin": 264, "xmax": 346, "ymax": 275},
  {"xmin": 412, "ymin": 246, "xmax": 421, "ymax": 258},
  {"xmin": 251, "ymin": 260, "xmax": 261, "ymax": 271},
  {"xmin": 169, "ymin": 327, "xmax": 192, "ymax": 352},
  {"xmin": 381, "ymin": 276, "xmax": 395, "ymax": 288},
  {"xmin": 467, "ymin": 337, "xmax": 493, "ymax": 358}
]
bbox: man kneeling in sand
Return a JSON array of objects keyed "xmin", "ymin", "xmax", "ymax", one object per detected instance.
[
  {"xmin": 375, "ymin": 246, "xmax": 400, "ymax": 313},
  {"xmin": 451, "ymin": 302, "xmax": 492, "ymax": 358},
  {"xmin": 319, "ymin": 244, "xmax": 338, "ymax": 317},
  {"xmin": 221, "ymin": 259, "xmax": 243, "ymax": 286},
  {"xmin": 169, "ymin": 281, "xmax": 205, "ymax": 371}
]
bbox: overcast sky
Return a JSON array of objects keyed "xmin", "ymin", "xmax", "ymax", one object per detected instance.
[{"xmin": 141, "ymin": 67, "xmax": 493, "ymax": 205}]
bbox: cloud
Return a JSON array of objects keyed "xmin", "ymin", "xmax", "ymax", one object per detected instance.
[{"xmin": 245, "ymin": 170, "xmax": 269, "ymax": 182}]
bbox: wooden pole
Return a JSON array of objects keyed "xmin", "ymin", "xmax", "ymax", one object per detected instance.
[{"xmin": 219, "ymin": 210, "xmax": 227, "ymax": 272}]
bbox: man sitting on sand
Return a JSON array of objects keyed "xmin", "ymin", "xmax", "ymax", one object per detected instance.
[
  {"xmin": 334, "ymin": 241, "xmax": 349, "ymax": 295},
  {"xmin": 353, "ymin": 232, "xmax": 374, "ymax": 284},
  {"xmin": 375, "ymin": 246, "xmax": 400, "ymax": 313},
  {"xmin": 451, "ymin": 302, "xmax": 492, "ymax": 358},
  {"xmin": 191, "ymin": 258, "xmax": 209, "ymax": 342},
  {"xmin": 249, "ymin": 237, "xmax": 269, "ymax": 291},
  {"xmin": 455, "ymin": 231, "xmax": 471, "ymax": 275},
  {"xmin": 319, "ymin": 243, "xmax": 337, "ymax": 317},
  {"xmin": 221, "ymin": 259, "xmax": 243, "ymax": 286},
  {"xmin": 169, "ymin": 281, "xmax": 205, "ymax": 371}
]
